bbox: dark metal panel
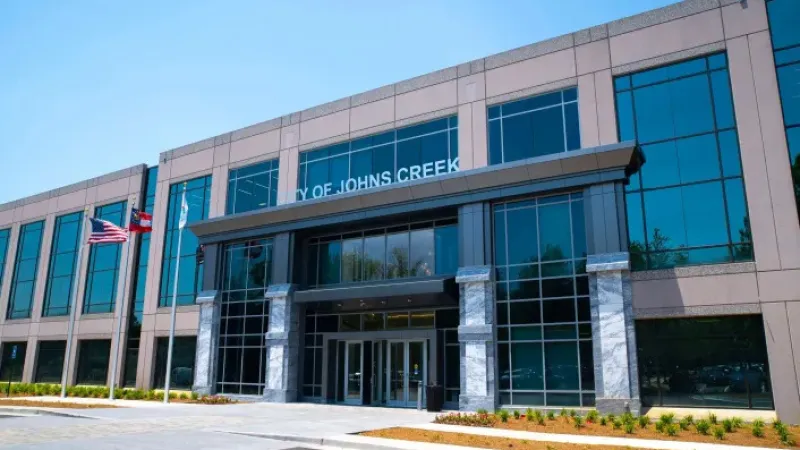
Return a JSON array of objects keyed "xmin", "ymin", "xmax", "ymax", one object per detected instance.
[
  {"xmin": 294, "ymin": 277, "xmax": 456, "ymax": 304},
  {"xmin": 271, "ymin": 232, "xmax": 293, "ymax": 284},
  {"xmin": 201, "ymin": 243, "xmax": 220, "ymax": 291}
]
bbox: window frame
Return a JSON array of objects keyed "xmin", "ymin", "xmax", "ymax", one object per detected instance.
[
  {"xmin": 82, "ymin": 200, "xmax": 127, "ymax": 315},
  {"xmin": 226, "ymin": 158, "xmax": 280, "ymax": 215},
  {"xmin": 7, "ymin": 220, "xmax": 45, "ymax": 320}
]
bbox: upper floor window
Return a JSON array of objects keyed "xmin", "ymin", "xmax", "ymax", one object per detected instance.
[
  {"xmin": 488, "ymin": 87, "xmax": 580, "ymax": 165},
  {"xmin": 305, "ymin": 219, "xmax": 458, "ymax": 287},
  {"xmin": 7, "ymin": 221, "xmax": 44, "ymax": 320},
  {"xmin": 766, "ymin": 0, "xmax": 800, "ymax": 220},
  {"xmin": 0, "ymin": 228, "xmax": 9, "ymax": 289},
  {"xmin": 159, "ymin": 176, "xmax": 212, "ymax": 307},
  {"xmin": 83, "ymin": 201, "xmax": 127, "ymax": 314},
  {"xmin": 297, "ymin": 117, "xmax": 458, "ymax": 202},
  {"xmin": 131, "ymin": 167, "xmax": 158, "ymax": 321},
  {"xmin": 226, "ymin": 159, "xmax": 279, "ymax": 215},
  {"xmin": 615, "ymin": 54, "xmax": 752, "ymax": 270},
  {"xmin": 43, "ymin": 211, "xmax": 83, "ymax": 317}
]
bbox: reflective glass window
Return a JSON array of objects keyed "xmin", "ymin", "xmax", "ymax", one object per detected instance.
[
  {"xmin": 297, "ymin": 117, "xmax": 458, "ymax": 201},
  {"xmin": 0, "ymin": 342, "xmax": 26, "ymax": 382},
  {"xmin": 153, "ymin": 336, "xmax": 196, "ymax": 389},
  {"xmin": 0, "ymin": 228, "xmax": 10, "ymax": 290},
  {"xmin": 7, "ymin": 221, "xmax": 44, "ymax": 319},
  {"xmin": 159, "ymin": 176, "xmax": 211, "ymax": 307},
  {"xmin": 35, "ymin": 340, "xmax": 66, "ymax": 383},
  {"xmin": 494, "ymin": 193, "xmax": 592, "ymax": 407},
  {"xmin": 83, "ymin": 201, "xmax": 126, "ymax": 314},
  {"xmin": 637, "ymin": 316, "xmax": 773, "ymax": 410},
  {"xmin": 76, "ymin": 340, "xmax": 110, "ymax": 385},
  {"xmin": 43, "ymin": 211, "xmax": 83, "ymax": 317},
  {"xmin": 488, "ymin": 88, "xmax": 580, "ymax": 165},
  {"xmin": 226, "ymin": 159, "xmax": 279, "ymax": 215},
  {"xmin": 615, "ymin": 54, "xmax": 752, "ymax": 270}
]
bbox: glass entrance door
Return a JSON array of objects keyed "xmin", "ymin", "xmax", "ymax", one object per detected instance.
[
  {"xmin": 386, "ymin": 340, "xmax": 427, "ymax": 407},
  {"xmin": 343, "ymin": 341, "xmax": 363, "ymax": 405}
]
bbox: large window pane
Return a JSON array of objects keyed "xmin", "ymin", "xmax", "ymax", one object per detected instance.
[
  {"xmin": 35, "ymin": 340, "xmax": 66, "ymax": 383},
  {"xmin": 0, "ymin": 342, "xmax": 27, "ymax": 382},
  {"xmin": 153, "ymin": 337, "xmax": 196, "ymax": 389},
  {"xmin": 226, "ymin": 159, "xmax": 279, "ymax": 215},
  {"xmin": 76, "ymin": 340, "xmax": 110, "ymax": 385},
  {"xmin": 7, "ymin": 221, "xmax": 44, "ymax": 319},
  {"xmin": 409, "ymin": 229, "xmax": 434, "ymax": 277},
  {"xmin": 83, "ymin": 201, "xmax": 126, "ymax": 314}
]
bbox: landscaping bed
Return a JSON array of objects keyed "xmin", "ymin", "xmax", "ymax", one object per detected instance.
[
  {"xmin": 0, "ymin": 399, "xmax": 120, "ymax": 409},
  {"xmin": 363, "ymin": 428, "xmax": 648, "ymax": 450},
  {"xmin": 424, "ymin": 409, "xmax": 798, "ymax": 448},
  {"xmin": 2, "ymin": 383, "xmax": 235, "ymax": 405}
]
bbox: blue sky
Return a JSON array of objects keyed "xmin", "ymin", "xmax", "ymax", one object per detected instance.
[{"xmin": 0, "ymin": 0, "xmax": 674, "ymax": 204}]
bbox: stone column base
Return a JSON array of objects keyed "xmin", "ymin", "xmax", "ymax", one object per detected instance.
[
  {"xmin": 263, "ymin": 389, "xmax": 298, "ymax": 403},
  {"xmin": 596, "ymin": 398, "xmax": 641, "ymax": 415},
  {"xmin": 459, "ymin": 395, "xmax": 496, "ymax": 412}
]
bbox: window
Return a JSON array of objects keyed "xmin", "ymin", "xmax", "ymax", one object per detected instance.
[
  {"xmin": 153, "ymin": 337, "xmax": 196, "ymax": 390},
  {"xmin": 297, "ymin": 117, "xmax": 458, "ymax": 201},
  {"xmin": 42, "ymin": 211, "xmax": 83, "ymax": 317},
  {"xmin": 0, "ymin": 228, "xmax": 9, "ymax": 288},
  {"xmin": 7, "ymin": 221, "xmax": 44, "ymax": 320},
  {"xmin": 159, "ymin": 176, "xmax": 212, "ymax": 307},
  {"xmin": 83, "ymin": 201, "xmax": 127, "ymax": 314},
  {"xmin": 305, "ymin": 219, "xmax": 458, "ymax": 287},
  {"xmin": 615, "ymin": 54, "xmax": 752, "ymax": 270},
  {"xmin": 35, "ymin": 340, "xmax": 66, "ymax": 383},
  {"xmin": 124, "ymin": 167, "xmax": 158, "ymax": 386},
  {"xmin": 488, "ymin": 88, "xmax": 580, "ymax": 165},
  {"xmin": 217, "ymin": 239, "xmax": 273, "ymax": 395},
  {"xmin": 0, "ymin": 342, "xmax": 26, "ymax": 382},
  {"xmin": 767, "ymin": 0, "xmax": 800, "ymax": 221},
  {"xmin": 227, "ymin": 159, "xmax": 279, "ymax": 214},
  {"xmin": 637, "ymin": 316, "xmax": 773, "ymax": 410},
  {"xmin": 76, "ymin": 340, "xmax": 110, "ymax": 385},
  {"xmin": 494, "ymin": 192, "xmax": 593, "ymax": 407}
]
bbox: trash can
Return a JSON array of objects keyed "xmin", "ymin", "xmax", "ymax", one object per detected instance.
[{"xmin": 426, "ymin": 384, "xmax": 444, "ymax": 412}]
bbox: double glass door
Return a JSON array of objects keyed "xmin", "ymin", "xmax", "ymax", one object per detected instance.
[{"xmin": 339, "ymin": 339, "xmax": 427, "ymax": 408}]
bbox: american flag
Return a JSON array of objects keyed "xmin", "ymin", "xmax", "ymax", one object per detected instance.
[{"xmin": 87, "ymin": 218, "xmax": 128, "ymax": 244}]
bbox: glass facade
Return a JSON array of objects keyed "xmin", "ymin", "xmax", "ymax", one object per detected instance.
[
  {"xmin": 35, "ymin": 340, "xmax": 66, "ymax": 383},
  {"xmin": 0, "ymin": 228, "xmax": 9, "ymax": 289},
  {"xmin": 0, "ymin": 342, "xmax": 26, "ymax": 382},
  {"xmin": 76, "ymin": 340, "xmax": 110, "ymax": 385},
  {"xmin": 301, "ymin": 308, "xmax": 461, "ymax": 402},
  {"xmin": 493, "ymin": 192, "xmax": 593, "ymax": 407},
  {"xmin": 615, "ymin": 54, "xmax": 753, "ymax": 270},
  {"xmin": 159, "ymin": 176, "xmax": 212, "ymax": 307},
  {"xmin": 217, "ymin": 238, "xmax": 273, "ymax": 395},
  {"xmin": 153, "ymin": 336, "xmax": 196, "ymax": 390},
  {"xmin": 42, "ymin": 211, "xmax": 83, "ymax": 317},
  {"xmin": 488, "ymin": 87, "xmax": 580, "ymax": 165},
  {"xmin": 83, "ymin": 201, "xmax": 127, "ymax": 314},
  {"xmin": 305, "ymin": 219, "xmax": 458, "ymax": 287},
  {"xmin": 767, "ymin": 0, "xmax": 800, "ymax": 221},
  {"xmin": 297, "ymin": 117, "xmax": 458, "ymax": 202},
  {"xmin": 124, "ymin": 167, "xmax": 158, "ymax": 387},
  {"xmin": 7, "ymin": 221, "xmax": 44, "ymax": 320},
  {"xmin": 227, "ymin": 159, "xmax": 280, "ymax": 215},
  {"xmin": 637, "ymin": 316, "xmax": 773, "ymax": 410}
]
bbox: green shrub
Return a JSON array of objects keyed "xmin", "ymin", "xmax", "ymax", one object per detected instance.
[
  {"xmin": 586, "ymin": 410, "xmax": 598, "ymax": 423},
  {"xmin": 713, "ymin": 426, "xmax": 725, "ymax": 440},
  {"xmin": 525, "ymin": 408, "xmax": 534, "ymax": 421},
  {"xmin": 546, "ymin": 411, "xmax": 555, "ymax": 420},
  {"xmin": 476, "ymin": 408, "xmax": 487, "ymax": 415},
  {"xmin": 621, "ymin": 412, "xmax": 634, "ymax": 425},
  {"xmin": 753, "ymin": 418, "xmax": 765, "ymax": 428},
  {"xmin": 684, "ymin": 414, "xmax": 694, "ymax": 425},
  {"xmin": 146, "ymin": 390, "xmax": 157, "ymax": 400},
  {"xmin": 679, "ymin": 417, "xmax": 691, "ymax": 431},
  {"xmin": 559, "ymin": 409, "xmax": 567, "ymax": 418},
  {"xmin": 655, "ymin": 421, "xmax": 664, "ymax": 433},
  {"xmin": 180, "ymin": 392, "xmax": 189, "ymax": 400},
  {"xmin": 722, "ymin": 418, "xmax": 734, "ymax": 433},
  {"xmin": 573, "ymin": 415, "xmax": 584, "ymax": 429},
  {"xmin": 168, "ymin": 392, "xmax": 177, "ymax": 400},
  {"xmin": 708, "ymin": 413, "xmax": 717, "ymax": 425},
  {"xmin": 778, "ymin": 427, "xmax": 795, "ymax": 446},
  {"xmin": 773, "ymin": 419, "xmax": 784, "ymax": 430},
  {"xmin": 659, "ymin": 413, "xmax": 675, "ymax": 425},
  {"xmin": 498, "ymin": 409, "xmax": 510, "ymax": 423},
  {"xmin": 607, "ymin": 413, "xmax": 616, "ymax": 422},
  {"xmin": 190, "ymin": 392, "xmax": 199, "ymax": 401},
  {"xmin": 731, "ymin": 417, "xmax": 743, "ymax": 429},
  {"xmin": 752, "ymin": 424, "xmax": 764, "ymax": 438},
  {"xmin": 638, "ymin": 415, "xmax": 650, "ymax": 429},
  {"xmin": 513, "ymin": 410, "xmax": 520, "ymax": 420},
  {"xmin": 695, "ymin": 420, "xmax": 711, "ymax": 435},
  {"xmin": 568, "ymin": 409, "xmax": 577, "ymax": 418},
  {"xmin": 612, "ymin": 419, "xmax": 622, "ymax": 430},
  {"xmin": 624, "ymin": 422, "xmax": 635, "ymax": 434},
  {"xmin": 599, "ymin": 416, "xmax": 607, "ymax": 426},
  {"xmin": 665, "ymin": 423, "xmax": 678, "ymax": 436}
]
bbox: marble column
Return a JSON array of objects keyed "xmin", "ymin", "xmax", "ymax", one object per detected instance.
[
  {"xmin": 456, "ymin": 265, "xmax": 497, "ymax": 412},
  {"xmin": 262, "ymin": 283, "xmax": 299, "ymax": 403},
  {"xmin": 587, "ymin": 252, "xmax": 640, "ymax": 415},
  {"xmin": 193, "ymin": 290, "xmax": 221, "ymax": 395}
]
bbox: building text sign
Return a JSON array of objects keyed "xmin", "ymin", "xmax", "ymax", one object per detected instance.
[{"xmin": 297, "ymin": 157, "xmax": 459, "ymax": 201}]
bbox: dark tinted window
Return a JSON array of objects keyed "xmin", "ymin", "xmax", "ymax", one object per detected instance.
[
  {"xmin": 43, "ymin": 211, "xmax": 83, "ymax": 317},
  {"xmin": 0, "ymin": 228, "xmax": 9, "ymax": 290},
  {"xmin": 7, "ymin": 221, "xmax": 44, "ymax": 319},
  {"xmin": 488, "ymin": 88, "xmax": 580, "ymax": 165},
  {"xmin": 76, "ymin": 340, "xmax": 110, "ymax": 385},
  {"xmin": 226, "ymin": 159, "xmax": 280, "ymax": 215},
  {"xmin": 83, "ymin": 201, "xmax": 126, "ymax": 314},
  {"xmin": 153, "ymin": 336, "xmax": 196, "ymax": 389},
  {"xmin": 35, "ymin": 340, "xmax": 66, "ymax": 383},
  {"xmin": 615, "ymin": 54, "xmax": 752, "ymax": 270},
  {"xmin": 0, "ymin": 342, "xmax": 26, "ymax": 382}
]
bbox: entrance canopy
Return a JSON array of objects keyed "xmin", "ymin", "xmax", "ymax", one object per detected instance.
[{"xmin": 296, "ymin": 276, "xmax": 458, "ymax": 312}]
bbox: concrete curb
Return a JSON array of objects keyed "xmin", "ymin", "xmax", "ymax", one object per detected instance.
[
  {"xmin": 0, "ymin": 407, "xmax": 100, "ymax": 419},
  {"xmin": 218, "ymin": 431, "xmax": 474, "ymax": 450}
]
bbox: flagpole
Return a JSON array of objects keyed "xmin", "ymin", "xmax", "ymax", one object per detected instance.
[
  {"xmin": 164, "ymin": 183, "xmax": 187, "ymax": 403},
  {"xmin": 61, "ymin": 209, "xmax": 89, "ymax": 398},
  {"xmin": 109, "ymin": 199, "xmax": 135, "ymax": 400}
]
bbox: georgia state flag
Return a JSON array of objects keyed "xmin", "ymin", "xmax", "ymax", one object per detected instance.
[{"xmin": 129, "ymin": 208, "xmax": 153, "ymax": 233}]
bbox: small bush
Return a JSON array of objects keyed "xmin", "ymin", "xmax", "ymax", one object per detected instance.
[
  {"xmin": 722, "ymin": 418, "xmax": 734, "ymax": 433},
  {"xmin": 559, "ymin": 409, "xmax": 567, "ymax": 418},
  {"xmin": 621, "ymin": 412, "xmax": 634, "ymax": 425},
  {"xmin": 624, "ymin": 422, "xmax": 635, "ymax": 434},
  {"xmin": 678, "ymin": 417, "xmax": 691, "ymax": 431},
  {"xmin": 753, "ymin": 418, "xmax": 765, "ymax": 428},
  {"xmin": 659, "ymin": 413, "xmax": 675, "ymax": 425},
  {"xmin": 513, "ymin": 410, "xmax": 520, "ymax": 420},
  {"xmin": 586, "ymin": 410, "xmax": 598, "ymax": 423},
  {"xmin": 731, "ymin": 417, "xmax": 743, "ymax": 429},
  {"xmin": 612, "ymin": 419, "xmax": 622, "ymax": 430},
  {"xmin": 599, "ymin": 416, "xmax": 607, "ymax": 426},
  {"xmin": 607, "ymin": 413, "xmax": 616, "ymax": 422},
  {"xmin": 168, "ymin": 392, "xmax": 178, "ymax": 400},
  {"xmin": 532, "ymin": 410, "xmax": 545, "ymax": 425},
  {"xmin": 684, "ymin": 414, "xmax": 694, "ymax": 425},
  {"xmin": 546, "ymin": 411, "xmax": 555, "ymax": 420},
  {"xmin": 568, "ymin": 409, "xmax": 577, "ymax": 418},
  {"xmin": 773, "ymin": 419, "xmax": 784, "ymax": 430},
  {"xmin": 713, "ymin": 426, "xmax": 725, "ymax": 440},
  {"xmin": 778, "ymin": 427, "xmax": 795, "ymax": 446},
  {"xmin": 190, "ymin": 392, "xmax": 199, "ymax": 401},
  {"xmin": 498, "ymin": 409, "xmax": 510, "ymax": 423},
  {"xmin": 665, "ymin": 423, "xmax": 678, "ymax": 436},
  {"xmin": 638, "ymin": 415, "xmax": 650, "ymax": 429},
  {"xmin": 655, "ymin": 421, "xmax": 664, "ymax": 433},
  {"xmin": 573, "ymin": 415, "xmax": 584, "ymax": 429},
  {"xmin": 179, "ymin": 392, "xmax": 189, "ymax": 400},
  {"xmin": 695, "ymin": 419, "xmax": 711, "ymax": 435},
  {"xmin": 708, "ymin": 413, "xmax": 717, "ymax": 425},
  {"xmin": 752, "ymin": 424, "xmax": 765, "ymax": 438},
  {"xmin": 476, "ymin": 408, "xmax": 488, "ymax": 415}
]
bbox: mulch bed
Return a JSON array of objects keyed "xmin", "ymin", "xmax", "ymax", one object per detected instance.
[{"xmin": 0, "ymin": 399, "xmax": 120, "ymax": 409}]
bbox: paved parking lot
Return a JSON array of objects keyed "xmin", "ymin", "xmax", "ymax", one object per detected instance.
[{"xmin": 0, "ymin": 402, "xmax": 437, "ymax": 449}]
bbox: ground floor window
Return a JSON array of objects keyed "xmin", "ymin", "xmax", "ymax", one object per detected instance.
[
  {"xmin": 153, "ymin": 336, "xmax": 196, "ymax": 390},
  {"xmin": 0, "ymin": 342, "xmax": 27, "ymax": 382},
  {"xmin": 76, "ymin": 340, "xmax": 110, "ymax": 385},
  {"xmin": 35, "ymin": 340, "xmax": 65, "ymax": 383},
  {"xmin": 637, "ymin": 315, "xmax": 773, "ymax": 410}
]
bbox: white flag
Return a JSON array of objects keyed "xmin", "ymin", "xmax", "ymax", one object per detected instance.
[{"xmin": 178, "ymin": 189, "xmax": 189, "ymax": 229}]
